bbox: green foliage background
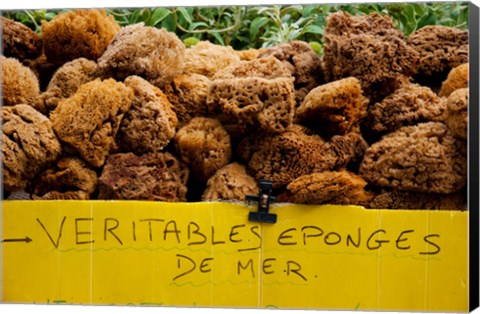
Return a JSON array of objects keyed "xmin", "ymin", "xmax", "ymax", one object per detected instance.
[{"xmin": 3, "ymin": 2, "xmax": 469, "ymax": 54}]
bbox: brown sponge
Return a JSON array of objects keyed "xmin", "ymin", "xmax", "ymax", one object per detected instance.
[
  {"xmin": 41, "ymin": 9, "xmax": 120, "ymax": 64},
  {"xmin": 444, "ymin": 88, "xmax": 468, "ymax": 140},
  {"xmin": 202, "ymin": 163, "xmax": 259, "ymax": 201},
  {"xmin": 1, "ymin": 56, "xmax": 40, "ymax": 107},
  {"xmin": 323, "ymin": 12, "xmax": 418, "ymax": 101},
  {"xmin": 439, "ymin": 63, "xmax": 469, "ymax": 97},
  {"xmin": 50, "ymin": 78, "xmax": 133, "ymax": 167},
  {"xmin": 369, "ymin": 189, "xmax": 466, "ymax": 210},
  {"xmin": 209, "ymin": 76, "xmax": 295, "ymax": 134},
  {"xmin": 174, "ymin": 117, "xmax": 232, "ymax": 182},
  {"xmin": 359, "ymin": 122, "xmax": 467, "ymax": 194},
  {"xmin": 98, "ymin": 152, "xmax": 189, "ymax": 201},
  {"xmin": 367, "ymin": 81, "xmax": 445, "ymax": 135},
  {"xmin": 162, "ymin": 73, "xmax": 212, "ymax": 127},
  {"xmin": 31, "ymin": 157, "xmax": 97, "ymax": 200},
  {"xmin": 278, "ymin": 171, "xmax": 373, "ymax": 206},
  {"xmin": 183, "ymin": 41, "xmax": 240, "ymax": 77},
  {"xmin": 214, "ymin": 55, "xmax": 292, "ymax": 80},
  {"xmin": 119, "ymin": 76, "xmax": 178, "ymax": 154},
  {"xmin": 36, "ymin": 58, "xmax": 100, "ymax": 113},
  {"xmin": 98, "ymin": 23, "xmax": 185, "ymax": 87},
  {"xmin": 241, "ymin": 125, "xmax": 367, "ymax": 189},
  {"xmin": 1, "ymin": 16, "xmax": 42, "ymax": 60},
  {"xmin": 408, "ymin": 25, "xmax": 468, "ymax": 79},
  {"xmin": 2, "ymin": 105, "xmax": 61, "ymax": 192},
  {"xmin": 297, "ymin": 77, "xmax": 368, "ymax": 137},
  {"xmin": 259, "ymin": 40, "xmax": 325, "ymax": 104}
]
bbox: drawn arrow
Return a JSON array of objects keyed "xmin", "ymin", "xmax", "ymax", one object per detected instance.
[{"xmin": 1, "ymin": 236, "xmax": 32, "ymax": 243}]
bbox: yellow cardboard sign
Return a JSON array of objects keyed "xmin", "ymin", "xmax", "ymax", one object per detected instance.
[{"xmin": 1, "ymin": 201, "xmax": 468, "ymax": 311}]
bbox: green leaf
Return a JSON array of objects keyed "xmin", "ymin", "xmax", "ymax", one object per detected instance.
[
  {"xmin": 176, "ymin": 7, "xmax": 193, "ymax": 24},
  {"xmin": 211, "ymin": 31, "xmax": 225, "ymax": 46},
  {"xmin": 249, "ymin": 17, "xmax": 269, "ymax": 40},
  {"xmin": 188, "ymin": 21, "xmax": 209, "ymax": 30},
  {"xmin": 417, "ymin": 14, "xmax": 437, "ymax": 29},
  {"xmin": 150, "ymin": 8, "xmax": 171, "ymax": 27},
  {"xmin": 161, "ymin": 14, "xmax": 176, "ymax": 32},
  {"xmin": 305, "ymin": 24, "xmax": 323, "ymax": 35}
]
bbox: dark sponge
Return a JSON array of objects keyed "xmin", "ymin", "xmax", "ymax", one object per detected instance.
[
  {"xmin": 367, "ymin": 81, "xmax": 445, "ymax": 135},
  {"xmin": 259, "ymin": 41, "xmax": 325, "ymax": 104},
  {"xmin": 98, "ymin": 152, "xmax": 189, "ymax": 201},
  {"xmin": 323, "ymin": 12, "xmax": 418, "ymax": 100},
  {"xmin": 369, "ymin": 189, "xmax": 465, "ymax": 210},
  {"xmin": 31, "ymin": 157, "xmax": 97, "ymax": 200},
  {"xmin": 408, "ymin": 25, "xmax": 468, "ymax": 78},
  {"xmin": 1, "ymin": 16, "xmax": 42, "ymax": 60}
]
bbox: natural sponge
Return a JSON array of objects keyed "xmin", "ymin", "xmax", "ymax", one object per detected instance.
[
  {"xmin": 98, "ymin": 23, "xmax": 185, "ymax": 87},
  {"xmin": 278, "ymin": 171, "xmax": 373, "ymax": 206},
  {"xmin": 359, "ymin": 122, "xmax": 467, "ymax": 194},
  {"xmin": 259, "ymin": 40, "xmax": 325, "ymax": 104},
  {"xmin": 444, "ymin": 88, "xmax": 468, "ymax": 140},
  {"xmin": 36, "ymin": 58, "xmax": 100, "ymax": 113},
  {"xmin": 296, "ymin": 77, "xmax": 368, "ymax": 137},
  {"xmin": 2, "ymin": 105, "xmax": 61, "ymax": 192},
  {"xmin": 439, "ymin": 63, "xmax": 469, "ymax": 97},
  {"xmin": 31, "ymin": 157, "xmax": 98, "ymax": 200},
  {"xmin": 98, "ymin": 152, "xmax": 189, "ymax": 201},
  {"xmin": 202, "ymin": 163, "xmax": 259, "ymax": 201},
  {"xmin": 367, "ymin": 81, "xmax": 445, "ymax": 135},
  {"xmin": 119, "ymin": 76, "xmax": 178, "ymax": 154},
  {"xmin": 174, "ymin": 117, "xmax": 232, "ymax": 182},
  {"xmin": 408, "ymin": 25, "xmax": 468, "ymax": 79},
  {"xmin": 1, "ymin": 56, "xmax": 40, "ymax": 107},
  {"xmin": 183, "ymin": 41, "xmax": 240, "ymax": 77},
  {"xmin": 1, "ymin": 16, "xmax": 42, "ymax": 60},
  {"xmin": 163, "ymin": 73, "xmax": 212, "ymax": 127},
  {"xmin": 50, "ymin": 78, "xmax": 133, "ymax": 167},
  {"xmin": 41, "ymin": 9, "xmax": 120, "ymax": 64},
  {"xmin": 369, "ymin": 189, "xmax": 465, "ymax": 210},
  {"xmin": 322, "ymin": 12, "xmax": 418, "ymax": 100},
  {"xmin": 209, "ymin": 58, "xmax": 295, "ymax": 134},
  {"xmin": 241, "ymin": 125, "xmax": 367, "ymax": 189}
]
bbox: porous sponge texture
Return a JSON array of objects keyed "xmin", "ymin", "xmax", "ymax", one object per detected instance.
[
  {"xmin": 202, "ymin": 163, "xmax": 259, "ymax": 201},
  {"xmin": 359, "ymin": 122, "xmax": 467, "ymax": 194},
  {"xmin": 174, "ymin": 117, "xmax": 232, "ymax": 182},
  {"xmin": 120, "ymin": 76, "xmax": 178, "ymax": 154}
]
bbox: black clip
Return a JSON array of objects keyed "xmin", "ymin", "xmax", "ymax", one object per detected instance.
[{"xmin": 246, "ymin": 180, "xmax": 277, "ymax": 223}]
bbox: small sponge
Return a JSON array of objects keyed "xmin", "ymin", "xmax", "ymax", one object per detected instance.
[
  {"xmin": 1, "ymin": 56, "xmax": 40, "ymax": 107},
  {"xmin": 174, "ymin": 117, "xmax": 232, "ymax": 182},
  {"xmin": 297, "ymin": 77, "xmax": 368, "ymax": 137},
  {"xmin": 202, "ymin": 163, "xmax": 259, "ymax": 201},
  {"xmin": 439, "ymin": 63, "xmax": 469, "ymax": 97}
]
